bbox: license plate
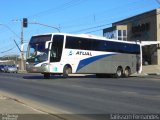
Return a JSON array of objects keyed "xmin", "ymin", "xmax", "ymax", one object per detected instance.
[{"xmin": 33, "ymin": 68, "xmax": 37, "ymax": 72}]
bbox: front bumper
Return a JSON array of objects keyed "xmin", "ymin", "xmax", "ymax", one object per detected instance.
[{"xmin": 26, "ymin": 64, "xmax": 50, "ymax": 73}]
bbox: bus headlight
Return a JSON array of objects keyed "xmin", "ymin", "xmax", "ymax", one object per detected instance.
[{"xmin": 41, "ymin": 63, "xmax": 49, "ymax": 67}]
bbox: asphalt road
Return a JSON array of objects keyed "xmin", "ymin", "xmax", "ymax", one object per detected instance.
[{"xmin": 0, "ymin": 73, "xmax": 160, "ymax": 117}]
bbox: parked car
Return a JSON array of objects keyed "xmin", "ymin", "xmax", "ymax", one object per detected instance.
[
  {"xmin": 4, "ymin": 65, "xmax": 18, "ymax": 73},
  {"xmin": 0, "ymin": 65, "xmax": 6, "ymax": 72}
]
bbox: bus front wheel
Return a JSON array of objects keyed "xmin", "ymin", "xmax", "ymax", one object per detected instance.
[
  {"xmin": 63, "ymin": 65, "xmax": 72, "ymax": 78},
  {"xmin": 44, "ymin": 73, "xmax": 50, "ymax": 79}
]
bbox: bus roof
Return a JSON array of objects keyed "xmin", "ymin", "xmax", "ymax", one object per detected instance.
[{"xmin": 32, "ymin": 32, "xmax": 140, "ymax": 45}]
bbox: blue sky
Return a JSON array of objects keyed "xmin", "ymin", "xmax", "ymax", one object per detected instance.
[{"xmin": 0, "ymin": 0, "xmax": 159, "ymax": 57}]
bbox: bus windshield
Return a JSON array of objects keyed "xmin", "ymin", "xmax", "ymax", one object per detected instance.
[{"xmin": 27, "ymin": 35, "xmax": 51, "ymax": 63}]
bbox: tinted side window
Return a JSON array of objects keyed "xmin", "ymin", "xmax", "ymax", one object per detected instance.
[
  {"xmin": 65, "ymin": 36, "xmax": 92, "ymax": 50},
  {"xmin": 79, "ymin": 38, "xmax": 91, "ymax": 50},
  {"xmin": 92, "ymin": 40, "xmax": 100, "ymax": 51},
  {"xmin": 65, "ymin": 36, "xmax": 140, "ymax": 54},
  {"xmin": 65, "ymin": 36, "xmax": 79, "ymax": 49}
]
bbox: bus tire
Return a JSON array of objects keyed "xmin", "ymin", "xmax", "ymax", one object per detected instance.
[
  {"xmin": 124, "ymin": 67, "xmax": 131, "ymax": 78},
  {"xmin": 44, "ymin": 73, "xmax": 50, "ymax": 79},
  {"xmin": 63, "ymin": 65, "xmax": 72, "ymax": 78},
  {"xmin": 115, "ymin": 67, "xmax": 123, "ymax": 78}
]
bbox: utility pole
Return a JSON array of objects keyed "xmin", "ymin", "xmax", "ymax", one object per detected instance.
[
  {"xmin": 20, "ymin": 21, "xmax": 25, "ymax": 71},
  {"xmin": 12, "ymin": 18, "xmax": 27, "ymax": 71},
  {"xmin": 20, "ymin": 18, "xmax": 27, "ymax": 71}
]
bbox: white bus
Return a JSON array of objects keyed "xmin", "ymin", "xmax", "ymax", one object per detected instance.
[{"xmin": 26, "ymin": 33, "xmax": 142, "ymax": 78}]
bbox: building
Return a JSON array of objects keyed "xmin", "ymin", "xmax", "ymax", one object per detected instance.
[{"xmin": 103, "ymin": 8, "xmax": 160, "ymax": 65}]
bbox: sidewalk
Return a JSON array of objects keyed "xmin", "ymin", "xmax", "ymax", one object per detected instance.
[
  {"xmin": 0, "ymin": 94, "xmax": 90, "ymax": 120},
  {"xmin": 0, "ymin": 94, "xmax": 62, "ymax": 120},
  {"xmin": 0, "ymin": 95, "xmax": 42, "ymax": 114},
  {"xmin": 132, "ymin": 65, "xmax": 160, "ymax": 76},
  {"xmin": 141, "ymin": 65, "xmax": 160, "ymax": 75}
]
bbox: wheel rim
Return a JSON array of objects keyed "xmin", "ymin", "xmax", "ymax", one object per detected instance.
[
  {"xmin": 63, "ymin": 66, "xmax": 72, "ymax": 78},
  {"xmin": 117, "ymin": 70, "xmax": 122, "ymax": 77},
  {"xmin": 125, "ymin": 70, "xmax": 129, "ymax": 76},
  {"xmin": 125, "ymin": 69, "xmax": 130, "ymax": 77},
  {"xmin": 66, "ymin": 68, "xmax": 71, "ymax": 74},
  {"xmin": 66, "ymin": 69, "xmax": 69, "ymax": 75},
  {"xmin": 116, "ymin": 68, "xmax": 122, "ymax": 77}
]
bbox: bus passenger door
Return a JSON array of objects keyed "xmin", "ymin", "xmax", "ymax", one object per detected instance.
[{"xmin": 50, "ymin": 35, "xmax": 64, "ymax": 63}]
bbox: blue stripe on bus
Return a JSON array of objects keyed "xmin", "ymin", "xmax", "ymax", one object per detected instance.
[{"xmin": 76, "ymin": 54, "xmax": 115, "ymax": 72}]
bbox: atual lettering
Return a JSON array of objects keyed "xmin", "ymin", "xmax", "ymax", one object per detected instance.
[{"xmin": 76, "ymin": 51, "xmax": 92, "ymax": 56}]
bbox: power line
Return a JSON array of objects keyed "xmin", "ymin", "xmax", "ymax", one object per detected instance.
[
  {"xmin": 28, "ymin": 0, "xmax": 86, "ymax": 19},
  {"xmin": 60, "ymin": 0, "xmax": 140, "ymax": 27},
  {"xmin": 71, "ymin": 23, "xmax": 112, "ymax": 33},
  {"xmin": 156, "ymin": 0, "xmax": 160, "ymax": 4},
  {"xmin": 85, "ymin": 29, "xmax": 104, "ymax": 34},
  {"xmin": 1, "ymin": 47, "xmax": 15, "ymax": 53},
  {"xmin": 61, "ymin": 1, "xmax": 146, "ymax": 33},
  {"xmin": 0, "ymin": 24, "xmax": 20, "ymax": 39},
  {"xmin": 73, "ymin": 9, "xmax": 160, "ymax": 34}
]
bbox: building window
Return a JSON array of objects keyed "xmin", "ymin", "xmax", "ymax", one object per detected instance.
[
  {"xmin": 118, "ymin": 30, "xmax": 127, "ymax": 41},
  {"xmin": 118, "ymin": 37, "xmax": 122, "ymax": 40},
  {"xmin": 118, "ymin": 30, "xmax": 122, "ymax": 36},
  {"xmin": 123, "ymin": 30, "xmax": 127, "ymax": 36},
  {"xmin": 104, "ymin": 29, "xmax": 127, "ymax": 41},
  {"xmin": 104, "ymin": 30, "xmax": 117, "ymax": 39},
  {"xmin": 118, "ymin": 30, "xmax": 122, "ymax": 40},
  {"xmin": 123, "ymin": 38, "xmax": 127, "ymax": 41},
  {"xmin": 123, "ymin": 30, "xmax": 127, "ymax": 41}
]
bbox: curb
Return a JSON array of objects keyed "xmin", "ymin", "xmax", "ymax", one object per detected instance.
[
  {"xmin": 18, "ymin": 70, "xmax": 27, "ymax": 73},
  {"xmin": 131, "ymin": 73, "xmax": 160, "ymax": 77},
  {"xmin": 146, "ymin": 73, "xmax": 160, "ymax": 75}
]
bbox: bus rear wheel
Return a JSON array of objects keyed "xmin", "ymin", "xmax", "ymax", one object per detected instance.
[
  {"xmin": 115, "ymin": 67, "xmax": 123, "ymax": 78},
  {"xmin": 63, "ymin": 65, "xmax": 72, "ymax": 78},
  {"xmin": 124, "ymin": 67, "xmax": 131, "ymax": 78}
]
